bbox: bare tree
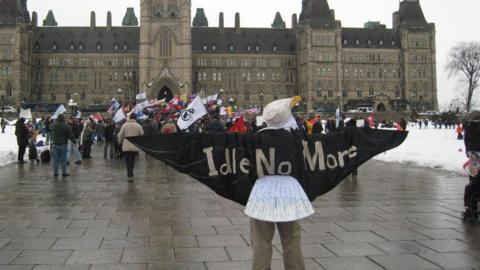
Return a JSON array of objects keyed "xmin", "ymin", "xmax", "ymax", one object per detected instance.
[{"xmin": 446, "ymin": 41, "xmax": 480, "ymax": 113}]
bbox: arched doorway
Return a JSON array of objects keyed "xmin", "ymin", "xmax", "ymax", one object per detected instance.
[
  {"xmin": 377, "ymin": 103, "xmax": 386, "ymax": 112},
  {"xmin": 158, "ymin": 86, "xmax": 173, "ymax": 102}
]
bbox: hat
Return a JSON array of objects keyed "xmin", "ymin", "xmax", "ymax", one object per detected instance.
[{"xmin": 262, "ymin": 96, "xmax": 301, "ymax": 126}]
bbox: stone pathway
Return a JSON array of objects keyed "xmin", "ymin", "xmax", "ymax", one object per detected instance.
[{"xmin": 0, "ymin": 145, "xmax": 479, "ymax": 269}]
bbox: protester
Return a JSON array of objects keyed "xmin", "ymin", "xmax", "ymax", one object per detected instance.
[
  {"xmin": 456, "ymin": 122, "xmax": 464, "ymax": 140},
  {"xmin": 51, "ymin": 114, "xmax": 75, "ymax": 177},
  {"xmin": 104, "ymin": 118, "xmax": 115, "ymax": 159},
  {"xmin": 80, "ymin": 119, "xmax": 95, "ymax": 159},
  {"xmin": 245, "ymin": 97, "xmax": 314, "ymax": 270},
  {"xmin": 67, "ymin": 117, "xmax": 82, "ymax": 165},
  {"xmin": 117, "ymin": 113, "xmax": 144, "ymax": 182},
  {"xmin": 15, "ymin": 117, "xmax": 29, "ymax": 164},
  {"xmin": 463, "ymin": 112, "xmax": 480, "ymax": 222},
  {"xmin": 1, "ymin": 118, "xmax": 7, "ymax": 133},
  {"xmin": 206, "ymin": 115, "xmax": 225, "ymax": 132},
  {"xmin": 161, "ymin": 118, "xmax": 177, "ymax": 134},
  {"xmin": 96, "ymin": 119, "xmax": 105, "ymax": 143},
  {"xmin": 44, "ymin": 116, "xmax": 52, "ymax": 145}
]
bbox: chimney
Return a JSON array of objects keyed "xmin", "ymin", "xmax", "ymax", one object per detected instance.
[
  {"xmin": 393, "ymin": 11, "xmax": 400, "ymax": 30},
  {"xmin": 292, "ymin": 14, "xmax": 298, "ymax": 29},
  {"xmin": 32, "ymin": 11, "xmax": 37, "ymax": 30},
  {"xmin": 90, "ymin": 11, "xmax": 96, "ymax": 30},
  {"xmin": 219, "ymin": 12, "xmax": 224, "ymax": 33},
  {"xmin": 235, "ymin": 12, "xmax": 240, "ymax": 32},
  {"xmin": 107, "ymin": 11, "xmax": 112, "ymax": 31}
]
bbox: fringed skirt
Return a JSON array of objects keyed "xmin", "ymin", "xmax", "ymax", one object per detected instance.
[{"xmin": 244, "ymin": 175, "xmax": 315, "ymax": 222}]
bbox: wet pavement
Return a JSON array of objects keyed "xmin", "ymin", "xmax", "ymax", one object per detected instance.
[{"xmin": 0, "ymin": 145, "xmax": 479, "ymax": 270}]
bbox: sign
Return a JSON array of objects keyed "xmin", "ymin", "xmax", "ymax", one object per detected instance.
[{"xmin": 128, "ymin": 128, "xmax": 407, "ymax": 206}]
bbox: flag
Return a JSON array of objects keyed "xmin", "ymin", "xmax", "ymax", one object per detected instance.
[
  {"xmin": 20, "ymin": 108, "xmax": 32, "ymax": 119},
  {"xmin": 92, "ymin": 112, "xmax": 103, "ymax": 122},
  {"xmin": 107, "ymin": 105, "xmax": 114, "ymax": 116},
  {"xmin": 335, "ymin": 108, "xmax": 341, "ymax": 128},
  {"xmin": 52, "ymin": 105, "xmax": 67, "ymax": 119},
  {"xmin": 136, "ymin": 92, "xmax": 147, "ymax": 100},
  {"xmin": 228, "ymin": 115, "xmax": 248, "ymax": 134},
  {"xmin": 113, "ymin": 108, "xmax": 126, "ymax": 123},
  {"xmin": 177, "ymin": 96, "xmax": 207, "ymax": 130},
  {"xmin": 113, "ymin": 101, "xmax": 120, "ymax": 110}
]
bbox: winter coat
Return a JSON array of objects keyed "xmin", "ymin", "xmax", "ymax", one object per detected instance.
[
  {"xmin": 312, "ymin": 120, "xmax": 323, "ymax": 134},
  {"xmin": 51, "ymin": 118, "xmax": 75, "ymax": 145},
  {"xmin": 15, "ymin": 121, "xmax": 29, "ymax": 146},
  {"xmin": 104, "ymin": 124, "xmax": 115, "ymax": 142},
  {"xmin": 465, "ymin": 121, "xmax": 480, "ymax": 152},
  {"xmin": 118, "ymin": 119, "xmax": 144, "ymax": 152},
  {"xmin": 80, "ymin": 121, "xmax": 94, "ymax": 145}
]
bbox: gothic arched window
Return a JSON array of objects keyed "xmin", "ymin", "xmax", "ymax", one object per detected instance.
[{"xmin": 160, "ymin": 30, "xmax": 172, "ymax": 57}]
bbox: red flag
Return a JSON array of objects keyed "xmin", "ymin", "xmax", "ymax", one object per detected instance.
[
  {"xmin": 228, "ymin": 115, "xmax": 248, "ymax": 134},
  {"xmin": 93, "ymin": 112, "xmax": 103, "ymax": 122}
]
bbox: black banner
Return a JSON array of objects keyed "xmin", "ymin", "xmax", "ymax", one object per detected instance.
[{"xmin": 128, "ymin": 127, "xmax": 407, "ymax": 205}]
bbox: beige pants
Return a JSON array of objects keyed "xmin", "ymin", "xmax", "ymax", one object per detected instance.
[{"xmin": 250, "ymin": 218, "xmax": 305, "ymax": 270}]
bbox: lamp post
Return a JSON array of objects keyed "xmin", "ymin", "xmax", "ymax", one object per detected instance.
[
  {"xmin": 117, "ymin": 88, "xmax": 123, "ymax": 104},
  {"xmin": 259, "ymin": 91, "xmax": 264, "ymax": 112},
  {"xmin": 1, "ymin": 95, "xmax": 5, "ymax": 117}
]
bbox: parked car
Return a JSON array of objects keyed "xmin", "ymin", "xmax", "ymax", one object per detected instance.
[{"xmin": 357, "ymin": 107, "xmax": 374, "ymax": 113}]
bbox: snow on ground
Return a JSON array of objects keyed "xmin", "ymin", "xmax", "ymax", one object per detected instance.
[
  {"xmin": 0, "ymin": 122, "xmax": 469, "ymax": 174},
  {"xmin": 374, "ymin": 124, "xmax": 467, "ymax": 174},
  {"xmin": 0, "ymin": 121, "xmax": 47, "ymax": 166}
]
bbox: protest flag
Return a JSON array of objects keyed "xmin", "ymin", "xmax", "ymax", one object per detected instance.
[{"xmin": 177, "ymin": 96, "xmax": 207, "ymax": 130}]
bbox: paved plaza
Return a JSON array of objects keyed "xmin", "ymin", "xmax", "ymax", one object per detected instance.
[{"xmin": 0, "ymin": 147, "xmax": 479, "ymax": 270}]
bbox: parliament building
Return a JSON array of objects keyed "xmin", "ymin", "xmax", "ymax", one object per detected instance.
[{"xmin": 0, "ymin": 0, "xmax": 437, "ymax": 112}]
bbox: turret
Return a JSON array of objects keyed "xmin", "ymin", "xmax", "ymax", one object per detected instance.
[
  {"xmin": 122, "ymin": 7, "xmax": 138, "ymax": 26},
  {"xmin": 32, "ymin": 11, "xmax": 37, "ymax": 29},
  {"xmin": 271, "ymin": 12, "xmax": 286, "ymax": 29},
  {"xmin": 43, "ymin": 10, "xmax": 57, "ymax": 26},
  {"xmin": 192, "ymin": 8, "xmax": 208, "ymax": 27}
]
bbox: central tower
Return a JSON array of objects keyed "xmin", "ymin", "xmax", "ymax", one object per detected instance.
[{"xmin": 140, "ymin": 0, "xmax": 192, "ymax": 101}]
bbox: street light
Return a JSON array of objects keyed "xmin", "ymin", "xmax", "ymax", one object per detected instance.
[{"xmin": 117, "ymin": 88, "xmax": 123, "ymax": 103}]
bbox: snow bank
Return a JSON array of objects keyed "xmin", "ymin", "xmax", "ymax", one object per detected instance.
[
  {"xmin": 0, "ymin": 121, "xmax": 47, "ymax": 166},
  {"xmin": 374, "ymin": 126, "xmax": 466, "ymax": 174}
]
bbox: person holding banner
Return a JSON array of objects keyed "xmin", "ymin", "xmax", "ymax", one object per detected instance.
[{"xmin": 117, "ymin": 113, "xmax": 144, "ymax": 182}]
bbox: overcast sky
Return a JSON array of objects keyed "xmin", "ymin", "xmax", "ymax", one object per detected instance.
[{"xmin": 28, "ymin": 0, "xmax": 480, "ymax": 110}]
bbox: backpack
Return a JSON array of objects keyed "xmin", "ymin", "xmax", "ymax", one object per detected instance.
[{"xmin": 40, "ymin": 149, "xmax": 51, "ymax": 163}]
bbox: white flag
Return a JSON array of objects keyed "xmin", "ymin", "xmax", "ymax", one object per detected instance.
[
  {"xmin": 52, "ymin": 105, "xmax": 67, "ymax": 119},
  {"xmin": 136, "ymin": 92, "xmax": 147, "ymax": 100},
  {"xmin": 177, "ymin": 96, "xmax": 207, "ymax": 130},
  {"xmin": 20, "ymin": 108, "xmax": 32, "ymax": 119},
  {"xmin": 113, "ymin": 108, "xmax": 126, "ymax": 123}
]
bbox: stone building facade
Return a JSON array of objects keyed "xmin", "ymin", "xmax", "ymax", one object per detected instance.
[{"xmin": 0, "ymin": 0, "xmax": 437, "ymax": 112}]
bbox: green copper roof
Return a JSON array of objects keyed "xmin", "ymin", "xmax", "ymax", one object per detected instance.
[
  {"xmin": 193, "ymin": 8, "xmax": 208, "ymax": 27},
  {"xmin": 122, "ymin": 7, "xmax": 138, "ymax": 26},
  {"xmin": 43, "ymin": 10, "xmax": 57, "ymax": 26},
  {"xmin": 271, "ymin": 12, "xmax": 286, "ymax": 29}
]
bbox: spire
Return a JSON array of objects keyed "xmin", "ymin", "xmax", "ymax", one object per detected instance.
[
  {"xmin": 0, "ymin": 0, "xmax": 30, "ymax": 24},
  {"xmin": 299, "ymin": 0, "xmax": 335, "ymax": 27},
  {"xmin": 271, "ymin": 12, "xmax": 286, "ymax": 29},
  {"xmin": 192, "ymin": 8, "xmax": 208, "ymax": 27},
  {"xmin": 398, "ymin": 0, "xmax": 427, "ymax": 25},
  {"xmin": 122, "ymin": 7, "xmax": 138, "ymax": 26},
  {"xmin": 43, "ymin": 10, "xmax": 57, "ymax": 26}
]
